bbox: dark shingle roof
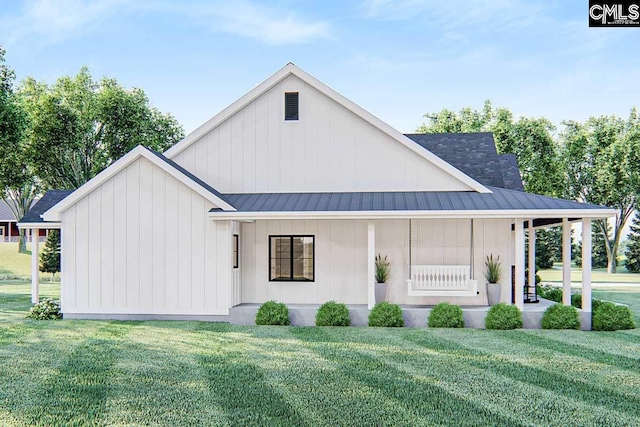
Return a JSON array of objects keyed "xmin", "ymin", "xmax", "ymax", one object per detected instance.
[
  {"xmin": 19, "ymin": 191, "xmax": 74, "ymax": 223},
  {"xmin": 498, "ymin": 154, "xmax": 525, "ymax": 192},
  {"xmin": 219, "ymin": 187, "xmax": 607, "ymax": 213},
  {"xmin": 403, "ymin": 132, "xmax": 524, "ymax": 191}
]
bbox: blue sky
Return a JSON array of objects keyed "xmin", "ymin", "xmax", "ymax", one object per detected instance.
[{"xmin": 1, "ymin": 0, "xmax": 639, "ymax": 134}]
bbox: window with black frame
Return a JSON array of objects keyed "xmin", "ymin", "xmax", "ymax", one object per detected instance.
[
  {"xmin": 233, "ymin": 235, "xmax": 239, "ymax": 268},
  {"xmin": 269, "ymin": 236, "xmax": 314, "ymax": 281}
]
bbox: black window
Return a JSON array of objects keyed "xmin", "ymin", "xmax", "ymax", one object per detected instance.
[
  {"xmin": 284, "ymin": 92, "xmax": 299, "ymax": 121},
  {"xmin": 233, "ymin": 235, "xmax": 239, "ymax": 268},
  {"xmin": 269, "ymin": 236, "xmax": 314, "ymax": 281}
]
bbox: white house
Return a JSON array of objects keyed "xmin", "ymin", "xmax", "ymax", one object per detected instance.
[{"xmin": 19, "ymin": 63, "xmax": 614, "ymax": 328}]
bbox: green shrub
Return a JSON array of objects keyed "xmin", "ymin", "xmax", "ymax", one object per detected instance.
[
  {"xmin": 541, "ymin": 304, "xmax": 580, "ymax": 330},
  {"xmin": 368, "ymin": 302, "xmax": 404, "ymax": 327},
  {"xmin": 592, "ymin": 302, "xmax": 635, "ymax": 331},
  {"xmin": 570, "ymin": 293, "xmax": 605, "ymax": 311},
  {"xmin": 570, "ymin": 293, "xmax": 581, "ymax": 308},
  {"xmin": 428, "ymin": 302, "xmax": 465, "ymax": 328},
  {"xmin": 537, "ymin": 284, "xmax": 562, "ymax": 303},
  {"xmin": 316, "ymin": 301, "xmax": 351, "ymax": 326},
  {"xmin": 485, "ymin": 303, "xmax": 523, "ymax": 330},
  {"xmin": 26, "ymin": 298, "xmax": 62, "ymax": 320},
  {"xmin": 255, "ymin": 300, "xmax": 290, "ymax": 326},
  {"xmin": 591, "ymin": 298, "xmax": 604, "ymax": 313}
]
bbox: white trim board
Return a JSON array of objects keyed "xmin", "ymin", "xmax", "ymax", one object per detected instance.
[
  {"xmin": 163, "ymin": 63, "xmax": 491, "ymax": 194},
  {"xmin": 42, "ymin": 145, "xmax": 236, "ymax": 222},
  {"xmin": 208, "ymin": 209, "xmax": 615, "ymax": 221},
  {"xmin": 17, "ymin": 222, "xmax": 61, "ymax": 229}
]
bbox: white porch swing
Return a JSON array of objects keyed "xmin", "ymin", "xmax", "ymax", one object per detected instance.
[{"xmin": 406, "ymin": 219, "xmax": 479, "ymax": 297}]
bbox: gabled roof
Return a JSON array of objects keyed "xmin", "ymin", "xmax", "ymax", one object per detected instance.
[
  {"xmin": 0, "ymin": 200, "xmax": 17, "ymax": 221},
  {"xmin": 404, "ymin": 133, "xmax": 524, "ymax": 191},
  {"xmin": 18, "ymin": 191, "xmax": 73, "ymax": 225},
  {"xmin": 2, "ymin": 198, "xmax": 43, "ymax": 222},
  {"xmin": 163, "ymin": 63, "xmax": 491, "ymax": 194},
  {"xmin": 41, "ymin": 145, "xmax": 235, "ymax": 222}
]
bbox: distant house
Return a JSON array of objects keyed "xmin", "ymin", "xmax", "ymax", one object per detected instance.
[
  {"xmin": 21, "ymin": 63, "xmax": 614, "ymax": 328},
  {"xmin": 0, "ymin": 200, "xmax": 47, "ymax": 243}
]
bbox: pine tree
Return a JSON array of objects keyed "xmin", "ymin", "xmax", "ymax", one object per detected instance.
[
  {"xmin": 574, "ymin": 223, "xmax": 609, "ymax": 269},
  {"xmin": 39, "ymin": 230, "xmax": 61, "ymax": 276},
  {"xmin": 625, "ymin": 212, "xmax": 640, "ymax": 273}
]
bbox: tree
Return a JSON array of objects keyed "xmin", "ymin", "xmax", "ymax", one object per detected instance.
[
  {"xmin": 625, "ymin": 212, "xmax": 640, "ymax": 273},
  {"xmin": 0, "ymin": 46, "xmax": 38, "ymax": 253},
  {"xmin": 18, "ymin": 68, "xmax": 184, "ymax": 190},
  {"xmin": 536, "ymin": 228, "xmax": 562, "ymax": 269},
  {"xmin": 417, "ymin": 100, "xmax": 564, "ymax": 197},
  {"xmin": 561, "ymin": 111, "xmax": 640, "ymax": 272},
  {"xmin": 574, "ymin": 223, "xmax": 610, "ymax": 269},
  {"xmin": 39, "ymin": 230, "xmax": 61, "ymax": 276}
]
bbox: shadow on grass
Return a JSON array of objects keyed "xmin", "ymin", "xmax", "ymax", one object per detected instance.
[
  {"xmin": 401, "ymin": 330, "xmax": 640, "ymax": 418},
  {"xmin": 18, "ymin": 322, "xmax": 134, "ymax": 427},
  {"xmin": 289, "ymin": 328, "xmax": 521, "ymax": 427},
  {"xmin": 199, "ymin": 352, "xmax": 309, "ymax": 427}
]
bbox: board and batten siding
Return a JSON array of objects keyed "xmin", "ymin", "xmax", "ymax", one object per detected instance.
[
  {"xmin": 170, "ymin": 74, "xmax": 472, "ymax": 193},
  {"xmin": 240, "ymin": 218, "xmax": 514, "ymax": 306},
  {"xmin": 61, "ymin": 157, "xmax": 234, "ymax": 316}
]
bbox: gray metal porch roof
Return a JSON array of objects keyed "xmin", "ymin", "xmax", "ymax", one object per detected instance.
[{"xmin": 219, "ymin": 187, "xmax": 608, "ymax": 213}]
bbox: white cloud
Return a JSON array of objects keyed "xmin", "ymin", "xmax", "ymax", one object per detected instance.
[
  {"xmin": 192, "ymin": 1, "xmax": 332, "ymax": 46},
  {"xmin": 0, "ymin": 0, "xmax": 129, "ymax": 45},
  {"xmin": 0, "ymin": 0, "xmax": 332, "ymax": 48}
]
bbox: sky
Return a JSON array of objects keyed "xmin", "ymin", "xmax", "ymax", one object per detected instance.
[{"xmin": 1, "ymin": 0, "xmax": 639, "ymax": 135}]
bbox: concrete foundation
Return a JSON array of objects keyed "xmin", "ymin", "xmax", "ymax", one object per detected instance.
[{"xmin": 63, "ymin": 298, "xmax": 589, "ymax": 329}]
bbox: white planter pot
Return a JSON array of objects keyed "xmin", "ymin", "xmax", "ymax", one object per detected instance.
[
  {"xmin": 486, "ymin": 282, "xmax": 501, "ymax": 306},
  {"xmin": 375, "ymin": 282, "xmax": 387, "ymax": 303}
]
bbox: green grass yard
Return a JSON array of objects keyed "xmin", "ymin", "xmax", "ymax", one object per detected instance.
[
  {"xmin": 1, "ymin": 282, "xmax": 640, "ymax": 426},
  {"xmin": 537, "ymin": 263, "xmax": 640, "ymax": 284},
  {"xmin": 0, "ymin": 243, "xmax": 57, "ymax": 280}
]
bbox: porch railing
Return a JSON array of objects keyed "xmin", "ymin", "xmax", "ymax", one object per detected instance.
[{"xmin": 407, "ymin": 265, "xmax": 478, "ymax": 297}]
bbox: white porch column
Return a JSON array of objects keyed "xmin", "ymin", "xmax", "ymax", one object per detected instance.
[
  {"xmin": 582, "ymin": 218, "xmax": 592, "ymax": 329},
  {"xmin": 31, "ymin": 228, "xmax": 40, "ymax": 304},
  {"xmin": 562, "ymin": 218, "xmax": 572, "ymax": 306},
  {"xmin": 514, "ymin": 218, "xmax": 525, "ymax": 310},
  {"xmin": 367, "ymin": 221, "xmax": 375, "ymax": 309},
  {"xmin": 528, "ymin": 221, "xmax": 535, "ymax": 295}
]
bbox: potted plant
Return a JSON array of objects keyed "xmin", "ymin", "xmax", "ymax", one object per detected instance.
[
  {"xmin": 375, "ymin": 254, "xmax": 391, "ymax": 303},
  {"xmin": 484, "ymin": 254, "xmax": 502, "ymax": 306}
]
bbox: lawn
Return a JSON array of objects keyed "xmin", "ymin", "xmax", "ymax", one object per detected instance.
[
  {"xmin": 0, "ymin": 243, "xmax": 57, "ymax": 280},
  {"xmin": 1, "ymin": 283, "xmax": 640, "ymax": 426},
  {"xmin": 537, "ymin": 263, "xmax": 640, "ymax": 284}
]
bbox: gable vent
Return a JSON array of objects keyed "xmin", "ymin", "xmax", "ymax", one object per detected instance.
[{"xmin": 284, "ymin": 92, "xmax": 299, "ymax": 121}]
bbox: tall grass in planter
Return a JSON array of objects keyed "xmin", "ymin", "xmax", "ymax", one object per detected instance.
[
  {"xmin": 484, "ymin": 254, "xmax": 502, "ymax": 306},
  {"xmin": 374, "ymin": 254, "xmax": 391, "ymax": 303}
]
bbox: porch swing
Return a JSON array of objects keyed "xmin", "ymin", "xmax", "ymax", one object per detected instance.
[{"xmin": 406, "ymin": 219, "xmax": 479, "ymax": 297}]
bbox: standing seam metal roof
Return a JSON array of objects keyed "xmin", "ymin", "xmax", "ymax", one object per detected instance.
[{"xmin": 219, "ymin": 187, "xmax": 608, "ymax": 212}]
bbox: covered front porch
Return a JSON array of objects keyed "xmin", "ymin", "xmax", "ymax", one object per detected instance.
[{"xmin": 365, "ymin": 216, "xmax": 597, "ymax": 330}]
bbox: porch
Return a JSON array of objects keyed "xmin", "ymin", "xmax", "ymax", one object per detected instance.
[{"xmin": 228, "ymin": 297, "xmax": 572, "ymax": 328}]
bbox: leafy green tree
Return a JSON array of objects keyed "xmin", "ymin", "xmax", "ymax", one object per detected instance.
[
  {"xmin": 39, "ymin": 230, "xmax": 61, "ymax": 275},
  {"xmin": 625, "ymin": 212, "xmax": 640, "ymax": 273},
  {"xmin": 18, "ymin": 67, "xmax": 184, "ymax": 190},
  {"xmin": 417, "ymin": 100, "xmax": 563, "ymax": 197},
  {"xmin": 0, "ymin": 46, "xmax": 38, "ymax": 253},
  {"xmin": 561, "ymin": 111, "xmax": 640, "ymax": 272}
]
